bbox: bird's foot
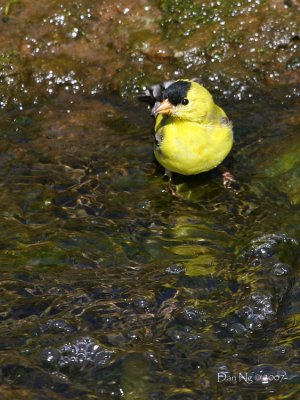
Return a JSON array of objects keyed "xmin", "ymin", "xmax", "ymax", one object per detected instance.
[
  {"xmin": 222, "ymin": 170, "xmax": 239, "ymax": 192},
  {"xmin": 164, "ymin": 169, "xmax": 179, "ymax": 197},
  {"xmin": 167, "ymin": 181, "xmax": 178, "ymax": 197}
]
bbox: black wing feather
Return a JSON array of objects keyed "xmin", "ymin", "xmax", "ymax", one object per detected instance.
[
  {"xmin": 137, "ymin": 78, "xmax": 202, "ymax": 113},
  {"xmin": 137, "ymin": 81, "xmax": 175, "ymax": 110}
]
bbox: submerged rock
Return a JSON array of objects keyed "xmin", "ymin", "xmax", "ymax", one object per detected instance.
[
  {"xmin": 218, "ymin": 232, "xmax": 298, "ymax": 338},
  {"xmin": 244, "ymin": 233, "xmax": 299, "ymax": 262}
]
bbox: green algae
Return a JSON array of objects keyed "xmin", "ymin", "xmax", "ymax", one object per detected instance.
[
  {"xmin": 160, "ymin": 0, "xmax": 266, "ymax": 38},
  {"xmin": 259, "ymin": 135, "xmax": 300, "ymax": 205},
  {"xmin": 3, "ymin": 0, "xmax": 21, "ymax": 17}
]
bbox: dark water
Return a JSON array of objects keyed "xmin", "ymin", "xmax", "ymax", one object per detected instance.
[{"xmin": 0, "ymin": 88, "xmax": 299, "ymax": 399}]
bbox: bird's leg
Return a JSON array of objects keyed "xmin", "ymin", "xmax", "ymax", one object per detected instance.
[
  {"xmin": 164, "ymin": 169, "xmax": 177, "ymax": 196},
  {"xmin": 164, "ymin": 169, "xmax": 172, "ymax": 180}
]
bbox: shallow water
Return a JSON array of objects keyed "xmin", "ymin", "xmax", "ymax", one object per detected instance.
[
  {"xmin": 0, "ymin": 0, "xmax": 300, "ymax": 398},
  {"xmin": 0, "ymin": 89, "xmax": 299, "ymax": 399}
]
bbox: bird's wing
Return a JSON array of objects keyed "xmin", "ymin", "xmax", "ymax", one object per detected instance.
[
  {"xmin": 137, "ymin": 81, "xmax": 175, "ymax": 111},
  {"xmin": 137, "ymin": 78, "xmax": 202, "ymax": 114}
]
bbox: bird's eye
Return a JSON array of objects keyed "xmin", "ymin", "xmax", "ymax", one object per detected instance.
[{"xmin": 182, "ymin": 98, "xmax": 189, "ymax": 105}]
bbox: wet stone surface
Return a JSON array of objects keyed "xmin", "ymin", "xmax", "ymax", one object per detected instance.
[
  {"xmin": 0, "ymin": 0, "xmax": 299, "ymax": 109},
  {"xmin": 0, "ymin": 0, "xmax": 300, "ymax": 399}
]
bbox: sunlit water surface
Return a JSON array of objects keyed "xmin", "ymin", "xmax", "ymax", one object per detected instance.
[{"xmin": 0, "ymin": 92, "xmax": 300, "ymax": 399}]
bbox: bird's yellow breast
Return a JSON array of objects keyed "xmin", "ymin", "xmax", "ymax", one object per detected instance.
[{"xmin": 154, "ymin": 117, "xmax": 233, "ymax": 175}]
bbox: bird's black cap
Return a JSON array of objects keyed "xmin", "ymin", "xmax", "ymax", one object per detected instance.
[{"xmin": 163, "ymin": 80, "xmax": 191, "ymax": 106}]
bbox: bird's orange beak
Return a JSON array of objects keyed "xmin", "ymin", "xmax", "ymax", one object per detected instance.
[{"xmin": 153, "ymin": 99, "xmax": 175, "ymax": 116}]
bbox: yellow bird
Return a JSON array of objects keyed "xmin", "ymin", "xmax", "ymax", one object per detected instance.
[{"xmin": 139, "ymin": 79, "xmax": 233, "ymax": 178}]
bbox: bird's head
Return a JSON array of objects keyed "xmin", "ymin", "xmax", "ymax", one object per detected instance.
[{"xmin": 154, "ymin": 80, "xmax": 215, "ymax": 123}]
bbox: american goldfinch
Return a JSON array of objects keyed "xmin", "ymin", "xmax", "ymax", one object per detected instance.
[{"xmin": 138, "ymin": 79, "xmax": 233, "ymax": 177}]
